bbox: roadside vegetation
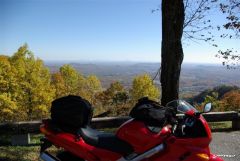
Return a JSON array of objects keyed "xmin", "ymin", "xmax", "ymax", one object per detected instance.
[{"xmin": 1, "ymin": 45, "xmax": 240, "ymax": 123}]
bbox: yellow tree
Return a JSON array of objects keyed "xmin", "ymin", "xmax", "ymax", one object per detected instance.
[
  {"xmin": 95, "ymin": 81, "xmax": 123, "ymax": 105},
  {"xmin": 107, "ymin": 81, "xmax": 124, "ymax": 98},
  {"xmin": 0, "ymin": 56, "xmax": 18, "ymax": 122},
  {"xmin": 0, "ymin": 55, "xmax": 18, "ymax": 95},
  {"xmin": 84, "ymin": 75, "xmax": 102, "ymax": 105},
  {"xmin": 52, "ymin": 65, "xmax": 102, "ymax": 105},
  {"xmin": 51, "ymin": 72, "xmax": 67, "ymax": 98},
  {"xmin": 106, "ymin": 81, "xmax": 128, "ymax": 105},
  {"xmin": 0, "ymin": 93, "xmax": 17, "ymax": 122},
  {"xmin": 131, "ymin": 74, "xmax": 160, "ymax": 102},
  {"xmin": 9, "ymin": 45, "xmax": 55, "ymax": 120},
  {"xmin": 59, "ymin": 64, "xmax": 79, "ymax": 95}
]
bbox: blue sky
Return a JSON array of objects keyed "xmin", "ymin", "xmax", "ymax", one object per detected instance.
[{"xmin": 0, "ymin": 0, "xmax": 239, "ymax": 63}]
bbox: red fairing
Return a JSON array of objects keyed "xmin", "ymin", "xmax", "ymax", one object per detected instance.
[
  {"xmin": 186, "ymin": 110, "xmax": 212, "ymax": 139},
  {"xmin": 116, "ymin": 119, "xmax": 166, "ymax": 153},
  {"xmin": 200, "ymin": 115, "xmax": 212, "ymax": 139},
  {"xmin": 150, "ymin": 142, "xmax": 212, "ymax": 161},
  {"xmin": 43, "ymin": 123, "xmax": 121, "ymax": 161}
]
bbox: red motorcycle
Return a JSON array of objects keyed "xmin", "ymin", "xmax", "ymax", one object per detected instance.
[{"xmin": 39, "ymin": 100, "xmax": 224, "ymax": 161}]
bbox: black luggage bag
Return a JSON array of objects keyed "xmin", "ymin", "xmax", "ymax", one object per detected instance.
[{"xmin": 50, "ymin": 95, "xmax": 93, "ymax": 134}]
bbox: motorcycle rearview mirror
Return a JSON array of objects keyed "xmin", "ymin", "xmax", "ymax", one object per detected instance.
[{"xmin": 203, "ymin": 102, "xmax": 212, "ymax": 113}]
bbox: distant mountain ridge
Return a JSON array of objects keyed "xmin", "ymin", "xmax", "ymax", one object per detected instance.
[
  {"xmin": 45, "ymin": 62, "xmax": 240, "ymax": 94},
  {"xmin": 188, "ymin": 85, "xmax": 240, "ymax": 104}
]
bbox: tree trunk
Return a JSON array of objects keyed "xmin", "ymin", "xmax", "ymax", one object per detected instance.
[{"xmin": 160, "ymin": 0, "xmax": 184, "ymax": 106}]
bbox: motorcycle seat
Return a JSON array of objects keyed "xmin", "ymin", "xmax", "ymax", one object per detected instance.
[{"xmin": 79, "ymin": 126, "xmax": 133, "ymax": 155}]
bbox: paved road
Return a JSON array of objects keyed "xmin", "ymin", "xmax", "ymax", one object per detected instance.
[{"xmin": 210, "ymin": 131, "xmax": 240, "ymax": 161}]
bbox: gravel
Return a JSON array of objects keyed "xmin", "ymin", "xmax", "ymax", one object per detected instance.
[{"xmin": 210, "ymin": 131, "xmax": 240, "ymax": 161}]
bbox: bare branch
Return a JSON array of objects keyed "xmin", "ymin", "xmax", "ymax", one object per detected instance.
[{"xmin": 183, "ymin": 0, "xmax": 208, "ymax": 29}]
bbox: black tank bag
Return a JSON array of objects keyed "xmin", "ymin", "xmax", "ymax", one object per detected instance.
[{"xmin": 129, "ymin": 97, "xmax": 167, "ymax": 127}]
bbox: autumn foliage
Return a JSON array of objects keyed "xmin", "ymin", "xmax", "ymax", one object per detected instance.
[
  {"xmin": 0, "ymin": 45, "xmax": 54, "ymax": 122},
  {"xmin": 196, "ymin": 88, "xmax": 240, "ymax": 112},
  {"xmin": 1, "ymin": 45, "xmax": 239, "ymax": 122},
  {"xmin": 221, "ymin": 90, "xmax": 240, "ymax": 111},
  {"xmin": 0, "ymin": 45, "xmax": 161, "ymax": 122}
]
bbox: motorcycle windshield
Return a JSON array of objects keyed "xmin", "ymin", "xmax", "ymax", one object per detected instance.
[{"xmin": 166, "ymin": 100, "xmax": 197, "ymax": 114}]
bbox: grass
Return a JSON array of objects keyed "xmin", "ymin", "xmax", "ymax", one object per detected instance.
[
  {"xmin": 0, "ymin": 134, "xmax": 39, "ymax": 161},
  {"xmin": 0, "ymin": 145, "xmax": 59, "ymax": 161},
  {"xmin": 0, "ymin": 146, "xmax": 40, "ymax": 161},
  {"xmin": 0, "ymin": 134, "xmax": 54, "ymax": 161},
  {"xmin": 209, "ymin": 121, "xmax": 232, "ymax": 130}
]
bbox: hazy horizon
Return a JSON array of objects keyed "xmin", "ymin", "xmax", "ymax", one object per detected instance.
[{"xmin": 43, "ymin": 59, "xmax": 223, "ymax": 66}]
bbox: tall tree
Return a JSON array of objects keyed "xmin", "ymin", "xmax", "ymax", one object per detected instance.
[
  {"xmin": 51, "ymin": 72, "xmax": 66, "ymax": 98},
  {"xmin": 159, "ymin": 0, "xmax": 239, "ymax": 104},
  {"xmin": 97, "ymin": 81, "xmax": 127, "ymax": 105},
  {"xmin": 160, "ymin": 0, "xmax": 185, "ymax": 105},
  {"xmin": 0, "ymin": 56, "xmax": 18, "ymax": 122},
  {"xmin": 84, "ymin": 75, "xmax": 102, "ymax": 105},
  {"xmin": 52, "ymin": 65, "xmax": 87, "ymax": 98},
  {"xmin": 10, "ymin": 45, "xmax": 55, "ymax": 120},
  {"xmin": 106, "ymin": 81, "xmax": 124, "ymax": 98},
  {"xmin": 59, "ymin": 64, "xmax": 79, "ymax": 95},
  {"xmin": 131, "ymin": 74, "xmax": 160, "ymax": 102},
  {"xmin": 0, "ymin": 93, "xmax": 17, "ymax": 122},
  {"xmin": 0, "ymin": 56, "xmax": 18, "ymax": 95}
]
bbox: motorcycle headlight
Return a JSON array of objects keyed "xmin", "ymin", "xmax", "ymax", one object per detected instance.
[{"xmin": 196, "ymin": 153, "xmax": 210, "ymax": 161}]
